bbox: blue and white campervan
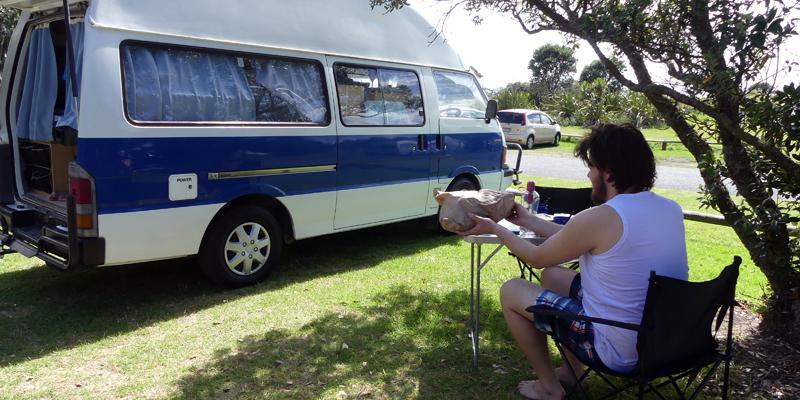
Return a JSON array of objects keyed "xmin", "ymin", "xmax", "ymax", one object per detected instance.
[{"xmin": 0, "ymin": 0, "xmax": 516, "ymax": 287}]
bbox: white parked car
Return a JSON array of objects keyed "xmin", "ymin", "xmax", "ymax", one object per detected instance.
[{"xmin": 498, "ymin": 109, "xmax": 561, "ymax": 149}]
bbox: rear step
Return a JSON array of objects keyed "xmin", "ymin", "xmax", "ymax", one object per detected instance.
[{"xmin": 0, "ymin": 196, "xmax": 80, "ymax": 271}]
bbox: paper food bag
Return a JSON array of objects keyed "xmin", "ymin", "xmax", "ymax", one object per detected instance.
[{"xmin": 433, "ymin": 189, "xmax": 516, "ymax": 233}]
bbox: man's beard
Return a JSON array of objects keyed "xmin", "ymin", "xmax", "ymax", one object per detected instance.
[{"xmin": 591, "ymin": 179, "xmax": 607, "ymax": 205}]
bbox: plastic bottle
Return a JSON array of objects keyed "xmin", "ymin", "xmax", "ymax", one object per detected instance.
[
  {"xmin": 523, "ymin": 181, "xmax": 540, "ymax": 216},
  {"xmin": 519, "ymin": 181, "xmax": 540, "ymax": 238}
]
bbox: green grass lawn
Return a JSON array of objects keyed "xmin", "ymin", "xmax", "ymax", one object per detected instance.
[
  {"xmin": 561, "ymin": 126, "xmax": 680, "ymax": 141},
  {"xmin": 0, "ymin": 178, "xmax": 766, "ymax": 399}
]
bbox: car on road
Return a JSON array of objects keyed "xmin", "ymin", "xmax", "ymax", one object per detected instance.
[{"xmin": 498, "ymin": 109, "xmax": 561, "ymax": 149}]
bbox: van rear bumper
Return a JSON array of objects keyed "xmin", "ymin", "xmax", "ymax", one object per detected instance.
[{"xmin": 0, "ymin": 199, "xmax": 105, "ymax": 270}]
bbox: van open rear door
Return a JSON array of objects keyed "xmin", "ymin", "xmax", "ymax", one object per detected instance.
[{"xmin": 0, "ymin": 0, "xmax": 92, "ymax": 269}]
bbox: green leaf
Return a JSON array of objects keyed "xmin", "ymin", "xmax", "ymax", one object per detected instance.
[{"xmin": 766, "ymin": 19, "xmax": 783, "ymax": 35}]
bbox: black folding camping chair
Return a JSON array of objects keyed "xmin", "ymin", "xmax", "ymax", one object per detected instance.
[{"xmin": 526, "ymin": 256, "xmax": 741, "ymax": 400}]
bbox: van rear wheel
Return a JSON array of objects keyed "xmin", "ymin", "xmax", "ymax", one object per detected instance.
[{"xmin": 200, "ymin": 205, "xmax": 282, "ymax": 289}]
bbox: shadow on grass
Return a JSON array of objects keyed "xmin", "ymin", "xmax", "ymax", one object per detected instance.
[
  {"xmin": 166, "ymin": 283, "xmax": 742, "ymax": 400},
  {"xmin": 0, "ymin": 220, "xmax": 461, "ymax": 368},
  {"xmin": 169, "ymin": 285, "xmax": 532, "ymax": 400}
]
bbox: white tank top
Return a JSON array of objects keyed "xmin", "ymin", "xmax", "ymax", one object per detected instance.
[{"xmin": 579, "ymin": 191, "xmax": 688, "ymax": 372}]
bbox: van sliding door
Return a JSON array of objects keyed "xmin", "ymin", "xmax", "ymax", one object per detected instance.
[{"xmin": 329, "ymin": 59, "xmax": 431, "ymax": 229}]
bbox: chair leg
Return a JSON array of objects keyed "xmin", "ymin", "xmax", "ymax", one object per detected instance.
[
  {"xmin": 722, "ymin": 304, "xmax": 735, "ymax": 400},
  {"xmin": 553, "ymin": 341, "xmax": 591, "ymax": 400},
  {"xmin": 722, "ymin": 358, "xmax": 731, "ymax": 400}
]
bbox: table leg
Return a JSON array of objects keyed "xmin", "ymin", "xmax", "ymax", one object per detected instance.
[
  {"xmin": 470, "ymin": 243, "xmax": 477, "ymax": 368},
  {"xmin": 469, "ymin": 241, "xmax": 506, "ymax": 368}
]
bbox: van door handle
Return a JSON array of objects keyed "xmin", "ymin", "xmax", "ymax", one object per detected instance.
[
  {"xmin": 436, "ymin": 134, "xmax": 442, "ymax": 150},
  {"xmin": 418, "ymin": 134, "xmax": 426, "ymax": 151}
]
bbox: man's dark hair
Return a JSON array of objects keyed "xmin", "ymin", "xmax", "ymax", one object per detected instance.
[{"xmin": 574, "ymin": 123, "xmax": 656, "ymax": 193}]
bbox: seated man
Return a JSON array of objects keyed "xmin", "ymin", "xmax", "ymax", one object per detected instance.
[{"xmin": 458, "ymin": 123, "xmax": 688, "ymax": 400}]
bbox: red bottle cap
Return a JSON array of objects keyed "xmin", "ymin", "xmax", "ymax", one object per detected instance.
[{"xmin": 527, "ymin": 181, "xmax": 536, "ymax": 191}]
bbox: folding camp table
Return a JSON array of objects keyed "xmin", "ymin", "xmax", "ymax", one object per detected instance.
[{"xmin": 463, "ymin": 230, "xmax": 545, "ymax": 368}]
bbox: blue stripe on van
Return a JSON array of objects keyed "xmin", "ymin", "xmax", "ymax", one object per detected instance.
[
  {"xmin": 76, "ymin": 131, "xmax": 503, "ymax": 214},
  {"xmin": 79, "ymin": 135, "xmax": 337, "ymax": 213}
]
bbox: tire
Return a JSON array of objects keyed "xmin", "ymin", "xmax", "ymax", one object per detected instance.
[
  {"xmin": 525, "ymin": 135, "xmax": 535, "ymax": 149},
  {"xmin": 553, "ymin": 132, "xmax": 561, "ymax": 146},
  {"xmin": 199, "ymin": 205, "xmax": 282, "ymax": 289}
]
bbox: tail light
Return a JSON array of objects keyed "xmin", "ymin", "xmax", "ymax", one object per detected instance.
[
  {"xmin": 503, "ymin": 147, "xmax": 507, "ymax": 164},
  {"xmin": 68, "ymin": 163, "xmax": 98, "ymax": 237},
  {"xmin": 520, "ymin": 114, "xmax": 526, "ymax": 126}
]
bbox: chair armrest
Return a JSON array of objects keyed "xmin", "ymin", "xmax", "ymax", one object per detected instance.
[{"xmin": 526, "ymin": 305, "xmax": 643, "ymax": 333}]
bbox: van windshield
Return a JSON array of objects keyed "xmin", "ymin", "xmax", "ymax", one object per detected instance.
[{"xmin": 433, "ymin": 70, "xmax": 486, "ymax": 118}]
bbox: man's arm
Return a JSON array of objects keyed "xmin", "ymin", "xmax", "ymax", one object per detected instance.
[{"xmin": 458, "ymin": 205, "xmax": 622, "ymax": 269}]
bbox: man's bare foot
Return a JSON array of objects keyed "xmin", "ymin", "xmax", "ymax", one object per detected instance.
[
  {"xmin": 531, "ymin": 367, "xmax": 588, "ymax": 388},
  {"xmin": 517, "ymin": 380, "xmax": 566, "ymax": 400}
]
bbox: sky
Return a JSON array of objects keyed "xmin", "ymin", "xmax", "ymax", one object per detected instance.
[{"xmin": 411, "ymin": 1, "xmax": 800, "ymax": 91}]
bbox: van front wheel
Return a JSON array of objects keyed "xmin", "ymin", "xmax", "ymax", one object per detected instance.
[{"xmin": 200, "ymin": 205, "xmax": 282, "ymax": 289}]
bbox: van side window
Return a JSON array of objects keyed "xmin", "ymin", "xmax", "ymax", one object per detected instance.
[
  {"xmin": 121, "ymin": 43, "xmax": 329, "ymax": 124},
  {"xmin": 433, "ymin": 70, "xmax": 487, "ymax": 119},
  {"xmin": 333, "ymin": 65, "xmax": 424, "ymax": 126}
]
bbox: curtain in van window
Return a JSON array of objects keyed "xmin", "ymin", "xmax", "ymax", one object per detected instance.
[
  {"xmin": 254, "ymin": 60, "xmax": 327, "ymax": 123},
  {"xmin": 55, "ymin": 19, "xmax": 85, "ymax": 131},
  {"xmin": 17, "ymin": 26, "xmax": 58, "ymax": 141},
  {"xmin": 123, "ymin": 46, "xmax": 255, "ymax": 122},
  {"xmin": 123, "ymin": 46, "xmax": 163, "ymax": 121}
]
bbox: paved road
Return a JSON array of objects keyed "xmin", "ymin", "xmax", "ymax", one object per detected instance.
[{"xmin": 507, "ymin": 152, "xmax": 711, "ymax": 192}]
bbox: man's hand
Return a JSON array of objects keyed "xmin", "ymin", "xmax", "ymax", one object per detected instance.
[
  {"xmin": 456, "ymin": 213, "xmax": 497, "ymax": 236},
  {"xmin": 505, "ymin": 202, "xmax": 535, "ymax": 227}
]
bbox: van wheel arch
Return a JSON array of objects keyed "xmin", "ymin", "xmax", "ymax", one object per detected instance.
[
  {"xmin": 447, "ymin": 174, "xmax": 480, "ymax": 192},
  {"xmin": 207, "ymin": 194, "xmax": 295, "ymax": 245}
]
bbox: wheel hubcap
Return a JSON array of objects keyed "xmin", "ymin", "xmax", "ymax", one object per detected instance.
[{"xmin": 224, "ymin": 222, "xmax": 271, "ymax": 275}]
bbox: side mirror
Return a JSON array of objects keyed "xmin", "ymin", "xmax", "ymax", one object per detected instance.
[{"xmin": 484, "ymin": 100, "xmax": 498, "ymax": 123}]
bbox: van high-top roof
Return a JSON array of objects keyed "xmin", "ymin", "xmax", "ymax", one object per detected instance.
[{"xmin": 1, "ymin": 0, "xmax": 469, "ymax": 72}]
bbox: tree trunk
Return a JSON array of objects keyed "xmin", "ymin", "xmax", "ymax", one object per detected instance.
[{"xmin": 622, "ymin": 48, "xmax": 800, "ymax": 325}]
